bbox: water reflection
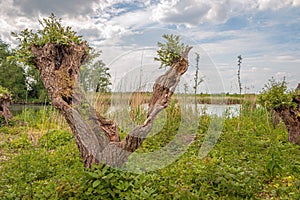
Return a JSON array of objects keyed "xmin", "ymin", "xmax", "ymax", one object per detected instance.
[
  {"xmin": 11, "ymin": 103, "xmax": 241, "ymax": 118},
  {"xmin": 187, "ymin": 104, "xmax": 241, "ymax": 118},
  {"xmin": 10, "ymin": 104, "xmax": 46, "ymax": 115}
]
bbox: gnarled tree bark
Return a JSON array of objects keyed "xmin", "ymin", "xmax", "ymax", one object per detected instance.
[
  {"xmin": 274, "ymin": 83, "xmax": 300, "ymax": 145},
  {"xmin": 0, "ymin": 92, "xmax": 13, "ymax": 126},
  {"xmin": 30, "ymin": 42, "xmax": 192, "ymax": 167}
]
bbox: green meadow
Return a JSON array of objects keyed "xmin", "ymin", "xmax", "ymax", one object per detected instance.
[{"xmin": 0, "ymin": 100, "xmax": 299, "ymax": 199}]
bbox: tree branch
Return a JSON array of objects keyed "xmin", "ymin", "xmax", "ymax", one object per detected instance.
[
  {"xmin": 30, "ymin": 41, "xmax": 192, "ymax": 167},
  {"xmin": 98, "ymin": 47, "xmax": 193, "ymax": 166}
]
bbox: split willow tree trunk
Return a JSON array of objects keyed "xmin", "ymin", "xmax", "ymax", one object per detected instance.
[
  {"xmin": 30, "ymin": 42, "xmax": 192, "ymax": 167},
  {"xmin": 282, "ymin": 84, "xmax": 300, "ymax": 145},
  {"xmin": 274, "ymin": 84, "xmax": 300, "ymax": 145},
  {"xmin": 0, "ymin": 92, "xmax": 13, "ymax": 126}
]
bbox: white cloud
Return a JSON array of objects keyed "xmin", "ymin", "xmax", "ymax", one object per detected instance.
[
  {"xmin": 152, "ymin": 0, "xmax": 214, "ymax": 25},
  {"xmin": 151, "ymin": 0, "xmax": 252, "ymax": 26},
  {"xmin": 0, "ymin": 0, "xmax": 24, "ymax": 42},
  {"xmin": 257, "ymin": 0, "xmax": 300, "ymax": 10},
  {"xmin": 0, "ymin": 0, "xmax": 299, "ymax": 93},
  {"xmin": 12, "ymin": 0, "xmax": 101, "ymax": 17},
  {"xmin": 150, "ymin": 0, "xmax": 300, "ymax": 26},
  {"xmin": 107, "ymin": 8, "xmax": 154, "ymax": 30}
]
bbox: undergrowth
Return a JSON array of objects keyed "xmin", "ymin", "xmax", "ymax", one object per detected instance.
[{"xmin": 0, "ymin": 104, "xmax": 299, "ymax": 199}]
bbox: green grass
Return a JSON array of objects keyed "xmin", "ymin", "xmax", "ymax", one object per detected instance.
[{"xmin": 0, "ymin": 103, "xmax": 299, "ymax": 199}]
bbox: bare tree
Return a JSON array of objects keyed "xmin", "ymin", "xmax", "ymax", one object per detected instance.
[
  {"xmin": 237, "ymin": 55, "xmax": 242, "ymax": 95},
  {"xmin": 193, "ymin": 53, "xmax": 204, "ymax": 112}
]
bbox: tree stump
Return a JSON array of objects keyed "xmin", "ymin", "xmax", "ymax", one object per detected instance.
[
  {"xmin": 275, "ymin": 83, "xmax": 300, "ymax": 145},
  {"xmin": 0, "ymin": 92, "xmax": 13, "ymax": 126}
]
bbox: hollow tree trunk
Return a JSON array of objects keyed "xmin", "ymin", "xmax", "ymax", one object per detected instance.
[
  {"xmin": 275, "ymin": 84, "xmax": 300, "ymax": 145},
  {"xmin": 0, "ymin": 93, "xmax": 13, "ymax": 126},
  {"xmin": 30, "ymin": 42, "xmax": 192, "ymax": 167},
  {"xmin": 31, "ymin": 43, "xmax": 119, "ymax": 167}
]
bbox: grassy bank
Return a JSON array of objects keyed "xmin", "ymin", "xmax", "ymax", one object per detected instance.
[{"xmin": 0, "ymin": 103, "xmax": 299, "ymax": 199}]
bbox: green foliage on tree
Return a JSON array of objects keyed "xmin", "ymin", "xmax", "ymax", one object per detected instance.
[
  {"xmin": 25, "ymin": 68, "xmax": 48, "ymax": 102},
  {"xmin": 0, "ymin": 85, "xmax": 10, "ymax": 96},
  {"xmin": 154, "ymin": 34, "xmax": 188, "ymax": 68},
  {"xmin": 10, "ymin": 14, "xmax": 90, "ymax": 102},
  {"xmin": 80, "ymin": 49, "xmax": 111, "ymax": 93},
  {"xmin": 11, "ymin": 13, "xmax": 86, "ymax": 67},
  {"xmin": 0, "ymin": 40, "xmax": 27, "ymax": 101},
  {"xmin": 80, "ymin": 54, "xmax": 111, "ymax": 93},
  {"xmin": 94, "ymin": 63, "xmax": 111, "ymax": 93},
  {"xmin": 258, "ymin": 77, "xmax": 296, "ymax": 111}
]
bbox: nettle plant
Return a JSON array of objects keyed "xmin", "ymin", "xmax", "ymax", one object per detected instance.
[
  {"xmin": 258, "ymin": 77, "xmax": 296, "ymax": 111},
  {"xmin": 154, "ymin": 34, "xmax": 188, "ymax": 68},
  {"xmin": 11, "ymin": 13, "xmax": 85, "ymax": 66}
]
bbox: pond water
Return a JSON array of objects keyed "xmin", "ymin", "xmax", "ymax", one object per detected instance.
[
  {"xmin": 10, "ymin": 104, "xmax": 47, "ymax": 115},
  {"xmin": 107, "ymin": 103, "xmax": 241, "ymax": 118},
  {"xmin": 186, "ymin": 104, "xmax": 241, "ymax": 117},
  {"xmin": 10, "ymin": 103, "xmax": 241, "ymax": 117}
]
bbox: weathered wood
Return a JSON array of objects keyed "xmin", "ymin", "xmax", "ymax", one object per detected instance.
[
  {"xmin": 31, "ymin": 43, "xmax": 119, "ymax": 167},
  {"xmin": 0, "ymin": 93, "xmax": 13, "ymax": 126},
  {"xmin": 271, "ymin": 110, "xmax": 280, "ymax": 128},
  {"xmin": 30, "ymin": 41, "xmax": 192, "ymax": 167},
  {"xmin": 99, "ymin": 47, "xmax": 192, "ymax": 166},
  {"xmin": 274, "ymin": 83, "xmax": 300, "ymax": 145}
]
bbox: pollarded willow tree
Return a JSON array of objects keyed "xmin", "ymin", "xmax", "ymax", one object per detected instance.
[
  {"xmin": 12, "ymin": 14, "xmax": 192, "ymax": 168},
  {"xmin": 258, "ymin": 78, "xmax": 300, "ymax": 145},
  {"xmin": 0, "ymin": 85, "xmax": 13, "ymax": 126}
]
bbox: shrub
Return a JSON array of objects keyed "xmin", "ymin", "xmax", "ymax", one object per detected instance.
[{"xmin": 258, "ymin": 77, "xmax": 296, "ymax": 111}]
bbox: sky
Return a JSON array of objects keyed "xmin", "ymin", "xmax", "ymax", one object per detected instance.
[{"xmin": 0, "ymin": 0, "xmax": 299, "ymax": 94}]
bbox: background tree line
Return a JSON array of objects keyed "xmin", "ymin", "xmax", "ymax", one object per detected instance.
[
  {"xmin": 0, "ymin": 40, "xmax": 27, "ymax": 101},
  {"xmin": 0, "ymin": 39, "xmax": 111, "ymax": 103}
]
